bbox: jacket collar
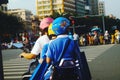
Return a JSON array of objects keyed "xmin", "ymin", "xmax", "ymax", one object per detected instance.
[{"xmin": 57, "ymin": 35, "xmax": 68, "ymax": 39}]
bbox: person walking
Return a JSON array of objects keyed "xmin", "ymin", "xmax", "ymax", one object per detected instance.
[
  {"xmin": 21, "ymin": 32, "xmax": 31, "ymax": 52},
  {"xmin": 73, "ymin": 32, "xmax": 79, "ymax": 45},
  {"xmin": 114, "ymin": 29, "xmax": 120, "ymax": 44},
  {"xmin": 104, "ymin": 30, "xmax": 110, "ymax": 44}
]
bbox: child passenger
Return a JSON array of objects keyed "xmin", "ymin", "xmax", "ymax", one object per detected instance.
[{"xmin": 45, "ymin": 17, "xmax": 81, "ymax": 80}]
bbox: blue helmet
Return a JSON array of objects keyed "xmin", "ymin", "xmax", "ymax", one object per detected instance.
[{"xmin": 52, "ymin": 17, "xmax": 70, "ymax": 35}]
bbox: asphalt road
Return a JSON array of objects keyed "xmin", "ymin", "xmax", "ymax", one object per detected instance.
[
  {"xmin": 81, "ymin": 44, "xmax": 120, "ymax": 80},
  {"xmin": 2, "ymin": 44, "xmax": 120, "ymax": 80},
  {"xmin": 2, "ymin": 49, "xmax": 30, "ymax": 80}
]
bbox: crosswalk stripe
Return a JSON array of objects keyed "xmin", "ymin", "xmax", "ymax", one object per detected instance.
[
  {"xmin": 87, "ymin": 57, "xmax": 96, "ymax": 62},
  {"xmin": 4, "ymin": 72, "xmax": 25, "ymax": 75},
  {"xmin": 4, "ymin": 66, "xmax": 28, "ymax": 69},
  {"xmin": 3, "ymin": 63, "xmax": 29, "ymax": 66},
  {"xmin": 4, "ymin": 76, "xmax": 22, "ymax": 79},
  {"xmin": 3, "ymin": 58, "xmax": 30, "ymax": 80},
  {"xmin": 4, "ymin": 68, "xmax": 27, "ymax": 72}
]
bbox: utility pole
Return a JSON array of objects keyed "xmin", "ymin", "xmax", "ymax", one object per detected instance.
[
  {"xmin": 72, "ymin": 20, "xmax": 75, "ymax": 33},
  {"xmin": 85, "ymin": 14, "xmax": 106, "ymax": 34},
  {"xmin": 69, "ymin": 16, "xmax": 75, "ymax": 33},
  {"xmin": 0, "ymin": 38, "xmax": 4, "ymax": 80},
  {"xmin": 102, "ymin": 14, "xmax": 105, "ymax": 33}
]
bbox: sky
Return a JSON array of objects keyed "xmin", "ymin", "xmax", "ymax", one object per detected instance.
[
  {"xmin": 7, "ymin": 0, "xmax": 120, "ymax": 19},
  {"xmin": 101, "ymin": 0, "xmax": 120, "ymax": 19},
  {"xmin": 7, "ymin": 0, "xmax": 36, "ymax": 14}
]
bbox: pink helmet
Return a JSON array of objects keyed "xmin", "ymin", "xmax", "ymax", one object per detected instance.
[{"xmin": 39, "ymin": 17, "xmax": 54, "ymax": 30}]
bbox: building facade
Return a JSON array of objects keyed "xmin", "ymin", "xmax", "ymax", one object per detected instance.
[
  {"xmin": 8, "ymin": 9, "xmax": 33, "ymax": 22},
  {"xmin": 7, "ymin": 9, "xmax": 33, "ymax": 30},
  {"xmin": 84, "ymin": 0, "xmax": 91, "ymax": 15},
  {"xmin": 0, "ymin": 4, "xmax": 7, "ymax": 12},
  {"xmin": 98, "ymin": 1, "xmax": 105, "ymax": 15},
  {"xmin": 75, "ymin": 0, "xmax": 86, "ymax": 16},
  {"xmin": 36, "ymin": 0, "xmax": 86, "ymax": 18},
  {"xmin": 89, "ymin": 0, "xmax": 99, "ymax": 15}
]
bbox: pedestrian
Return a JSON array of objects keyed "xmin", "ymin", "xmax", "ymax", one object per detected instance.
[
  {"xmin": 104, "ymin": 30, "xmax": 110, "ymax": 44},
  {"xmin": 45, "ymin": 17, "xmax": 80, "ymax": 80},
  {"xmin": 93, "ymin": 31, "xmax": 99, "ymax": 45},
  {"xmin": 111, "ymin": 34, "xmax": 115, "ymax": 44},
  {"xmin": 73, "ymin": 32, "xmax": 79, "ymax": 45},
  {"xmin": 21, "ymin": 32, "xmax": 31, "ymax": 52},
  {"xmin": 99, "ymin": 33, "xmax": 104, "ymax": 45},
  {"xmin": 114, "ymin": 29, "xmax": 120, "ymax": 44},
  {"xmin": 20, "ymin": 17, "xmax": 53, "ymax": 60}
]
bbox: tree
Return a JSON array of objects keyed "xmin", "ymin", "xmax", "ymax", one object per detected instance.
[
  {"xmin": 0, "ymin": 11, "xmax": 24, "ymax": 42},
  {"xmin": 50, "ymin": 10, "xmax": 74, "ymax": 19},
  {"xmin": 0, "ymin": 0, "xmax": 8, "ymax": 5},
  {"xmin": 50, "ymin": 11, "xmax": 61, "ymax": 19},
  {"xmin": 72, "ymin": 15, "xmax": 120, "ymax": 34}
]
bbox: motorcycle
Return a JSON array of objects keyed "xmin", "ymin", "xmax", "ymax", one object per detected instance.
[
  {"xmin": 29, "ymin": 52, "xmax": 92, "ymax": 80},
  {"xmin": 21, "ymin": 42, "xmax": 40, "ymax": 80},
  {"xmin": 22, "ymin": 57, "xmax": 39, "ymax": 80}
]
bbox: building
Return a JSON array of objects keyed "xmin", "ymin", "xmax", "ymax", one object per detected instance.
[
  {"xmin": 0, "ymin": 0, "xmax": 8, "ymax": 5},
  {"xmin": 8, "ymin": 9, "xmax": 33, "ymax": 30},
  {"xmin": 36, "ymin": 0, "xmax": 86, "ymax": 18},
  {"xmin": 75, "ymin": 0, "xmax": 86, "ymax": 16},
  {"xmin": 8, "ymin": 9, "xmax": 33, "ymax": 22},
  {"xmin": 84, "ymin": 0, "xmax": 91, "ymax": 15},
  {"xmin": 0, "ymin": 4, "xmax": 7, "ymax": 12},
  {"xmin": 98, "ymin": 1, "xmax": 105, "ymax": 15},
  {"xmin": 0, "ymin": 0, "xmax": 8, "ymax": 12},
  {"xmin": 89, "ymin": 0, "xmax": 99, "ymax": 15},
  {"xmin": 108, "ymin": 14, "xmax": 116, "ymax": 19}
]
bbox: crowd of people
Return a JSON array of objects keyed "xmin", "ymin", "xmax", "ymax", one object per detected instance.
[
  {"xmin": 1, "ymin": 32, "xmax": 33, "ymax": 50},
  {"xmin": 79, "ymin": 29, "xmax": 120, "ymax": 46},
  {"xmin": 1, "ymin": 26, "xmax": 120, "ymax": 50}
]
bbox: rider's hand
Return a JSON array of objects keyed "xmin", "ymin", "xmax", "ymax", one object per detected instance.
[
  {"xmin": 38, "ymin": 59, "xmax": 43, "ymax": 63},
  {"xmin": 19, "ymin": 52, "xmax": 36, "ymax": 60},
  {"xmin": 19, "ymin": 52, "xmax": 26, "ymax": 58}
]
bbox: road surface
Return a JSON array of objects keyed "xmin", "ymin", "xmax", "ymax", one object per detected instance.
[{"xmin": 2, "ymin": 44, "xmax": 120, "ymax": 80}]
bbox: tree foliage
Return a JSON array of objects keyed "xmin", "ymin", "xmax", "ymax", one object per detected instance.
[
  {"xmin": 0, "ymin": 11, "xmax": 24, "ymax": 42},
  {"xmin": 0, "ymin": 0, "xmax": 8, "ymax": 5},
  {"xmin": 73, "ymin": 16, "xmax": 120, "ymax": 34},
  {"xmin": 50, "ymin": 10, "xmax": 74, "ymax": 19},
  {"xmin": 49, "ymin": 11, "xmax": 120, "ymax": 34},
  {"xmin": 0, "ymin": 11, "xmax": 24, "ymax": 34}
]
